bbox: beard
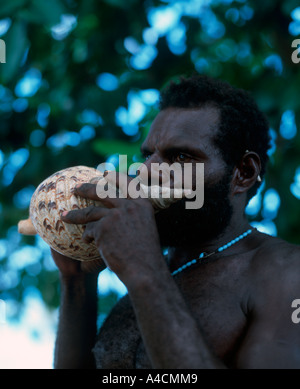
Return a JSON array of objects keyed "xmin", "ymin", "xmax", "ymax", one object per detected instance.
[{"xmin": 155, "ymin": 171, "xmax": 233, "ymax": 248}]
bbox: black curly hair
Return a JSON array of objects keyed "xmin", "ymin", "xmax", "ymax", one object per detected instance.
[{"xmin": 159, "ymin": 74, "xmax": 271, "ymax": 201}]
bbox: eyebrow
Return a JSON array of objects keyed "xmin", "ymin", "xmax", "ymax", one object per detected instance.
[{"xmin": 140, "ymin": 145, "xmax": 208, "ymax": 159}]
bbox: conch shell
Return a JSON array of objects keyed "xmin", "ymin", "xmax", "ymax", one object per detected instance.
[{"xmin": 18, "ymin": 165, "xmax": 191, "ymax": 261}]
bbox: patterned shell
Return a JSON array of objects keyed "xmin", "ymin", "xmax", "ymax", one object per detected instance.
[
  {"xmin": 27, "ymin": 165, "xmax": 192, "ymax": 262},
  {"xmin": 30, "ymin": 166, "xmax": 105, "ymax": 261}
]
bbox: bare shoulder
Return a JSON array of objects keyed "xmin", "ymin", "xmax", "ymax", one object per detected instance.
[
  {"xmin": 249, "ymin": 233, "xmax": 300, "ymax": 305},
  {"xmin": 236, "ymin": 234, "xmax": 300, "ymax": 368},
  {"xmin": 252, "ymin": 233, "xmax": 300, "ymax": 271}
]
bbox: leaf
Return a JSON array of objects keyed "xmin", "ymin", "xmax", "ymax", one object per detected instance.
[
  {"xmin": 103, "ymin": 0, "xmax": 138, "ymax": 9},
  {"xmin": 0, "ymin": 0, "xmax": 27, "ymax": 18},
  {"xmin": 29, "ymin": 0, "xmax": 65, "ymax": 27},
  {"xmin": 92, "ymin": 138, "xmax": 142, "ymax": 159},
  {"xmin": 281, "ymin": 0, "xmax": 300, "ymax": 15},
  {"xmin": 0, "ymin": 20, "xmax": 29, "ymax": 83}
]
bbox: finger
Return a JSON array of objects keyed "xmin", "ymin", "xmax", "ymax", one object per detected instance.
[
  {"xmin": 76, "ymin": 173, "xmax": 133, "ymax": 201},
  {"xmin": 96, "ymin": 171, "xmax": 135, "ymax": 208},
  {"xmin": 82, "ymin": 223, "xmax": 95, "ymax": 244},
  {"xmin": 61, "ymin": 206, "xmax": 110, "ymax": 224},
  {"xmin": 81, "ymin": 221, "xmax": 101, "ymax": 244},
  {"xmin": 104, "ymin": 171, "xmax": 134, "ymax": 197},
  {"xmin": 75, "ymin": 177, "xmax": 131, "ymax": 209},
  {"xmin": 74, "ymin": 183, "xmax": 99, "ymax": 201},
  {"xmin": 75, "ymin": 179, "xmax": 120, "ymax": 208}
]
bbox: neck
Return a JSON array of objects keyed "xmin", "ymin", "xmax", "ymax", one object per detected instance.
[{"xmin": 167, "ymin": 215, "xmax": 253, "ymax": 272}]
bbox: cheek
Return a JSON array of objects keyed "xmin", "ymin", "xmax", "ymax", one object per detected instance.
[
  {"xmin": 181, "ymin": 162, "xmax": 222, "ymax": 192},
  {"xmin": 204, "ymin": 158, "xmax": 230, "ymax": 187}
]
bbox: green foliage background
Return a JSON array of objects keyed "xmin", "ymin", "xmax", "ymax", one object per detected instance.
[{"xmin": 0, "ymin": 0, "xmax": 299, "ymax": 320}]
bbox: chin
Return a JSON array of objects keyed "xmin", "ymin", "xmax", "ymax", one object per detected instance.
[{"xmin": 155, "ymin": 197, "xmax": 233, "ymax": 248}]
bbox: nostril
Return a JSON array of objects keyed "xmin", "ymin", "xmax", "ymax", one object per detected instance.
[{"xmin": 137, "ymin": 162, "xmax": 151, "ymax": 186}]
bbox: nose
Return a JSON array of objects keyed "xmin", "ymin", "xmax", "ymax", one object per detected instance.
[
  {"xmin": 138, "ymin": 153, "xmax": 164, "ymax": 186},
  {"xmin": 138, "ymin": 153, "xmax": 179, "ymax": 188}
]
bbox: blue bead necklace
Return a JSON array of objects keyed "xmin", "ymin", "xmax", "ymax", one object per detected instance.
[{"xmin": 171, "ymin": 228, "xmax": 253, "ymax": 276}]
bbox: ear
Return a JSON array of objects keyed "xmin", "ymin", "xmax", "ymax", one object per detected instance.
[{"xmin": 231, "ymin": 151, "xmax": 261, "ymax": 195}]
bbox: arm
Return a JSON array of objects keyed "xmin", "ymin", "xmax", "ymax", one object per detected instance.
[
  {"xmin": 126, "ymin": 262, "xmax": 225, "ymax": 369},
  {"xmin": 62, "ymin": 187, "xmax": 226, "ymax": 369},
  {"xmin": 57, "ymin": 179, "xmax": 300, "ymax": 369},
  {"xmin": 52, "ymin": 250, "xmax": 105, "ymax": 369},
  {"xmin": 131, "ymin": 247, "xmax": 300, "ymax": 369}
]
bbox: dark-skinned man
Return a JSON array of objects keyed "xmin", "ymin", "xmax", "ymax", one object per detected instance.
[{"xmin": 52, "ymin": 75, "xmax": 300, "ymax": 369}]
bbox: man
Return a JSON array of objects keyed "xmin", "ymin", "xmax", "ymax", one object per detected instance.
[{"xmin": 52, "ymin": 75, "xmax": 300, "ymax": 369}]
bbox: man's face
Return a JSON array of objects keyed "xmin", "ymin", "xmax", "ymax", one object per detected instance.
[{"xmin": 140, "ymin": 107, "xmax": 233, "ymax": 247}]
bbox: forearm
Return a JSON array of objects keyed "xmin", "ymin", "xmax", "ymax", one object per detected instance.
[
  {"xmin": 54, "ymin": 273, "xmax": 99, "ymax": 369},
  {"xmin": 127, "ymin": 266, "xmax": 225, "ymax": 369}
]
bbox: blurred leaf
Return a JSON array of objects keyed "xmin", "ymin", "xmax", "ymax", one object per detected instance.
[
  {"xmin": 0, "ymin": 0, "xmax": 27, "ymax": 18},
  {"xmin": 93, "ymin": 138, "xmax": 142, "ymax": 160},
  {"xmin": 0, "ymin": 20, "xmax": 29, "ymax": 83},
  {"xmin": 29, "ymin": 0, "xmax": 65, "ymax": 27},
  {"xmin": 0, "ymin": 0, "xmax": 300, "ymax": 318},
  {"xmin": 281, "ymin": 0, "xmax": 300, "ymax": 15},
  {"xmin": 103, "ymin": 0, "xmax": 138, "ymax": 9}
]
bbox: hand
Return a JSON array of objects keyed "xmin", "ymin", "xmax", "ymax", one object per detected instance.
[
  {"xmin": 61, "ymin": 182, "xmax": 164, "ymax": 286},
  {"xmin": 51, "ymin": 248, "xmax": 106, "ymax": 278}
]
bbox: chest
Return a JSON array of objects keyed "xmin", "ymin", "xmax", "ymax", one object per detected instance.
[
  {"xmin": 95, "ymin": 268, "xmax": 249, "ymax": 369},
  {"xmin": 177, "ymin": 271, "xmax": 249, "ymax": 364}
]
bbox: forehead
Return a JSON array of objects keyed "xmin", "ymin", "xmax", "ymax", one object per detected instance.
[{"xmin": 144, "ymin": 107, "xmax": 220, "ymax": 151}]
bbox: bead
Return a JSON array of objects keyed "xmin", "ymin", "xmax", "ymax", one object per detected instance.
[{"xmin": 171, "ymin": 229, "xmax": 253, "ymax": 276}]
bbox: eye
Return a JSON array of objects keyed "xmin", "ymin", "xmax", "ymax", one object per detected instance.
[
  {"xmin": 178, "ymin": 153, "xmax": 186, "ymax": 161},
  {"xmin": 175, "ymin": 153, "xmax": 191, "ymax": 163},
  {"xmin": 142, "ymin": 152, "xmax": 152, "ymax": 161}
]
